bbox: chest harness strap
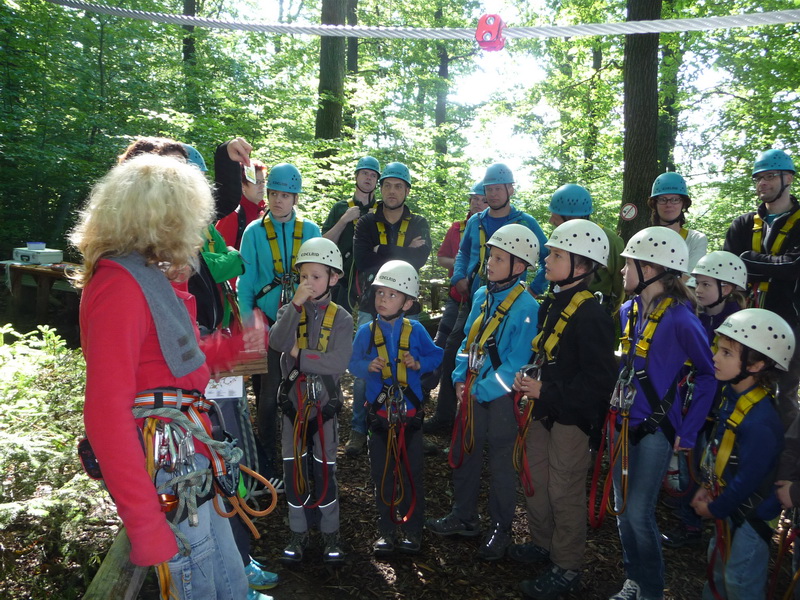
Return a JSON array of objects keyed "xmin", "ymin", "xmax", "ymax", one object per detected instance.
[
  {"xmin": 448, "ymin": 282, "xmax": 527, "ymax": 470},
  {"xmin": 367, "ymin": 318, "xmax": 420, "ymax": 523},
  {"xmin": 255, "ymin": 215, "xmax": 305, "ymax": 303},
  {"xmin": 749, "ymin": 210, "xmax": 800, "ymax": 307}
]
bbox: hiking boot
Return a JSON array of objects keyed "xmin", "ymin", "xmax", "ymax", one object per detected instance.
[
  {"xmin": 477, "ymin": 525, "xmax": 511, "ymax": 561},
  {"xmin": 345, "ymin": 431, "xmax": 367, "ymax": 456},
  {"xmin": 373, "ymin": 531, "xmax": 397, "ymax": 557},
  {"xmin": 422, "ymin": 436, "xmax": 440, "ymax": 456},
  {"xmin": 321, "ymin": 531, "xmax": 345, "ymax": 565},
  {"xmin": 508, "ymin": 541, "xmax": 550, "ymax": 564},
  {"xmin": 609, "ymin": 579, "xmax": 641, "ymax": 600},
  {"xmin": 245, "ymin": 557, "xmax": 279, "ymax": 590},
  {"xmin": 396, "ymin": 530, "xmax": 422, "ymax": 555},
  {"xmin": 280, "ymin": 531, "xmax": 309, "ymax": 564},
  {"xmin": 426, "ymin": 512, "xmax": 481, "ymax": 538},
  {"xmin": 521, "ymin": 564, "xmax": 581, "ymax": 599},
  {"xmin": 423, "ymin": 415, "xmax": 453, "ymax": 435},
  {"xmin": 661, "ymin": 525, "xmax": 702, "ymax": 548},
  {"xmin": 247, "ymin": 590, "xmax": 273, "ymax": 600}
]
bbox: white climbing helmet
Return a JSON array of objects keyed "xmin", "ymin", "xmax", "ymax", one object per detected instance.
[
  {"xmin": 295, "ymin": 237, "xmax": 343, "ymax": 274},
  {"xmin": 691, "ymin": 251, "xmax": 747, "ymax": 291},
  {"xmin": 620, "ymin": 226, "xmax": 688, "ymax": 273},
  {"xmin": 546, "ymin": 220, "xmax": 609, "ymax": 267},
  {"xmin": 372, "ymin": 260, "xmax": 419, "ymax": 298},
  {"xmin": 486, "ymin": 223, "xmax": 540, "ymax": 267},
  {"xmin": 715, "ymin": 308, "xmax": 795, "ymax": 371}
]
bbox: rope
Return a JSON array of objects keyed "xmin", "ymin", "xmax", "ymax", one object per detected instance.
[{"xmin": 45, "ymin": 0, "xmax": 800, "ymax": 40}]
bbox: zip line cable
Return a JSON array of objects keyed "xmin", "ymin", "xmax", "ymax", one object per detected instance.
[{"xmin": 44, "ymin": 0, "xmax": 800, "ymax": 41}]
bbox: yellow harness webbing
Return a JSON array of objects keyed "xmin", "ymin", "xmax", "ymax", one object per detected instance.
[
  {"xmin": 204, "ymin": 225, "xmax": 216, "ymax": 253},
  {"xmin": 713, "ymin": 385, "xmax": 770, "ymax": 486},
  {"xmin": 376, "ymin": 216, "xmax": 411, "ymax": 247},
  {"xmin": 620, "ymin": 297, "xmax": 674, "ymax": 359},
  {"xmin": 372, "ymin": 318, "xmax": 414, "ymax": 386},
  {"xmin": 679, "ymin": 227, "xmax": 689, "ymax": 240},
  {"xmin": 750, "ymin": 210, "xmax": 800, "ymax": 298},
  {"xmin": 465, "ymin": 282, "xmax": 527, "ymax": 368},
  {"xmin": 531, "ymin": 290, "xmax": 594, "ymax": 360},
  {"xmin": 298, "ymin": 302, "xmax": 339, "ymax": 352},
  {"xmin": 263, "ymin": 215, "xmax": 305, "ymax": 275}
]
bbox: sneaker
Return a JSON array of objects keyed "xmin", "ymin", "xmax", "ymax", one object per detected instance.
[
  {"xmin": 508, "ymin": 541, "xmax": 550, "ymax": 564},
  {"xmin": 247, "ymin": 590, "xmax": 273, "ymax": 600},
  {"xmin": 373, "ymin": 531, "xmax": 397, "ymax": 557},
  {"xmin": 280, "ymin": 531, "xmax": 309, "ymax": 564},
  {"xmin": 609, "ymin": 579, "xmax": 641, "ymax": 600},
  {"xmin": 245, "ymin": 557, "xmax": 279, "ymax": 590},
  {"xmin": 477, "ymin": 525, "xmax": 511, "ymax": 561},
  {"xmin": 520, "ymin": 564, "xmax": 581, "ymax": 600},
  {"xmin": 426, "ymin": 512, "xmax": 481, "ymax": 538},
  {"xmin": 661, "ymin": 525, "xmax": 702, "ymax": 548},
  {"xmin": 345, "ymin": 431, "xmax": 367, "ymax": 456},
  {"xmin": 396, "ymin": 530, "xmax": 422, "ymax": 555},
  {"xmin": 321, "ymin": 531, "xmax": 345, "ymax": 565},
  {"xmin": 422, "ymin": 436, "xmax": 440, "ymax": 456},
  {"xmin": 423, "ymin": 415, "xmax": 453, "ymax": 435}
]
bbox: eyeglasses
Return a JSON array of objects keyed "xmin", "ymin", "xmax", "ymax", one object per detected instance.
[
  {"xmin": 752, "ymin": 172, "xmax": 781, "ymax": 184},
  {"xmin": 656, "ymin": 196, "xmax": 683, "ymax": 205}
]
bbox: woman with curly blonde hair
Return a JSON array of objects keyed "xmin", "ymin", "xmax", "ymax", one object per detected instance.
[{"xmin": 72, "ymin": 153, "xmax": 271, "ymax": 600}]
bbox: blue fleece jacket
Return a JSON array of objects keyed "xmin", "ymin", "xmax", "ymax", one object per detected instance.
[
  {"xmin": 453, "ymin": 282, "xmax": 540, "ymax": 402},
  {"xmin": 237, "ymin": 210, "xmax": 321, "ymax": 322},
  {"xmin": 451, "ymin": 206, "xmax": 550, "ymax": 297},
  {"xmin": 349, "ymin": 317, "xmax": 443, "ymax": 414}
]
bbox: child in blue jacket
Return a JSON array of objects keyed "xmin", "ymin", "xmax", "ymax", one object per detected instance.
[
  {"xmin": 692, "ymin": 308, "xmax": 792, "ymax": 600},
  {"xmin": 349, "ymin": 260, "xmax": 442, "ymax": 556},
  {"xmin": 427, "ymin": 223, "xmax": 540, "ymax": 561}
]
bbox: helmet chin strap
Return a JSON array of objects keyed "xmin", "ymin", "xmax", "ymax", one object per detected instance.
[
  {"xmin": 633, "ymin": 260, "xmax": 670, "ymax": 295},
  {"xmin": 764, "ymin": 172, "xmax": 791, "ymax": 206},
  {"xmin": 311, "ymin": 267, "xmax": 338, "ymax": 302},
  {"xmin": 492, "ymin": 185, "xmax": 511, "ymax": 211},
  {"xmin": 487, "ymin": 255, "xmax": 519, "ymax": 293},
  {"xmin": 659, "ymin": 213, "xmax": 683, "ymax": 226},
  {"xmin": 704, "ymin": 280, "xmax": 729, "ymax": 310},
  {"xmin": 356, "ymin": 182, "xmax": 376, "ymax": 198},
  {"xmin": 554, "ymin": 254, "xmax": 596, "ymax": 287},
  {"xmin": 720, "ymin": 348, "xmax": 752, "ymax": 385}
]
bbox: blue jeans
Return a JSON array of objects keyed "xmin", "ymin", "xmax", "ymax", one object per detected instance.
[
  {"xmin": 351, "ymin": 310, "xmax": 419, "ymax": 434},
  {"xmin": 703, "ymin": 519, "xmax": 769, "ymax": 600},
  {"xmin": 613, "ymin": 429, "xmax": 672, "ymax": 599},
  {"xmin": 161, "ymin": 486, "xmax": 248, "ymax": 598}
]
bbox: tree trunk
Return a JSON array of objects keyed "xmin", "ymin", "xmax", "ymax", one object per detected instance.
[
  {"xmin": 314, "ymin": 0, "xmax": 347, "ymax": 158},
  {"xmin": 619, "ymin": 0, "xmax": 663, "ymax": 241},
  {"xmin": 183, "ymin": 0, "xmax": 198, "ymax": 113},
  {"xmin": 343, "ymin": 0, "xmax": 358, "ymax": 133}
]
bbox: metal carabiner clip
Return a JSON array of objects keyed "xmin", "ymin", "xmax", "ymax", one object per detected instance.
[{"xmin": 468, "ymin": 342, "xmax": 486, "ymax": 373}]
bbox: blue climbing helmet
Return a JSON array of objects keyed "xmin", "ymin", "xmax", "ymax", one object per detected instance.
[
  {"xmin": 752, "ymin": 149, "xmax": 796, "ymax": 175},
  {"xmin": 548, "ymin": 184, "xmax": 593, "ymax": 217},
  {"xmin": 650, "ymin": 172, "xmax": 689, "ymax": 198},
  {"xmin": 182, "ymin": 143, "xmax": 207, "ymax": 172},
  {"xmin": 267, "ymin": 163, "xmax": 302, "ymax": 194},
  {"xmin": 468, "ymin": 180, "xmax": 485, "ymax": 195},
  {"xmin": 356, "ymin": 156, "xmax": 381, "ymax": 175},
  {"xmin": 379, "ymin": 162, "xmax": 411, "ymax": 187},
  {"xmin": 483, "ymin": 163, "xmax": 514, "ymax": 186}
]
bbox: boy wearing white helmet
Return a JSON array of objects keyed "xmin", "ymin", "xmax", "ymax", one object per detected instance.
[
  {"xmin": 661, "ymin": 251, "xmax": 749, "ymax": 550},
  {"xmin": 427, "ymin": 223, "xmax": 540, "ymax": 561},
  {"xmin": 269, "ymin": 237, "xmax": 354, "ymax": 565},
  {"xmin": 509, "ymin": 220, "xmax": 618, "ymax": 599},
  {"xmin": 691, "ymin": 309, "xmax": 791, "ymax": 600},
  {"xmin": 609, "ymin": 226, "xmax": 716, "ymax": 600},
  {"xmin": 348, "ymin": 260, "xmax": 443, "ymax": 557}
]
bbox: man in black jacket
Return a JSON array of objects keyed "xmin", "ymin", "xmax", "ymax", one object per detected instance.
[{"xmin": 724, "ymin": 148, "xmax": 800, "ymax": 428}]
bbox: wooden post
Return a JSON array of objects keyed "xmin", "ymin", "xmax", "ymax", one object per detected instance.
[{"xmin": 83, "ymin": 528, "xmax": 147, "ymax": 600}]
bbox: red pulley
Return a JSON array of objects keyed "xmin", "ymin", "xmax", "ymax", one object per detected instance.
[{"xmin": 475, "ymin": 14, "xmax": 506, "ymax": 51}]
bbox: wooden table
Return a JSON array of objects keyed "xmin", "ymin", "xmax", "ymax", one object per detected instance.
[{"xmin": 1, "ymin": 261, "xmax": 81, "ymax": 322}]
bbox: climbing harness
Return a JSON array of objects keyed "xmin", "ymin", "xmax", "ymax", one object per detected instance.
[
  {"xmin": 449, "ymin": 282, "xmax": 527, "ymax": 469},
  {"xmin": 748, "ymin": 210, "xmax": 800, "ymax": 307},
  {"xmin": 255, "ymin": 214, "xmax": 305, "ymax": 304}
]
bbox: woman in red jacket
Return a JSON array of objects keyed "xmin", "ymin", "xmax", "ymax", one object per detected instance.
[{"xmin": 71, "ymin": 153, "xmax": 270, "ymax": 600}]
